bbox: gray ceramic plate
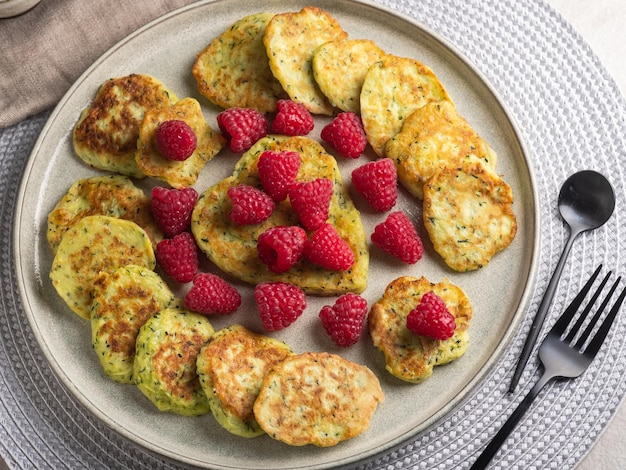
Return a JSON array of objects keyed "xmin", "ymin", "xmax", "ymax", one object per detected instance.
[{"xmin": 13, "ymin": 0, "xmax": 538, "ymax": 468}]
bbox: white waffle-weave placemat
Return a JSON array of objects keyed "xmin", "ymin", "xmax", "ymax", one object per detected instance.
[{"xmin": 2, "ymin": 0, "xmax": 626, "ymax": 468}]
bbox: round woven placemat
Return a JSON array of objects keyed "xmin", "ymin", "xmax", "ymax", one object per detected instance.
[{"xmin": 2, "ymin": 0, "xmax": 626, "ymax": 468}]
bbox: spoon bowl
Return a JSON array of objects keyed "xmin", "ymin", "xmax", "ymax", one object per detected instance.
[
  {"xmin": 559, "ymin": 170, "xmax": 615, "ymax": 234},
  {"xmin": 509, "ymin": 169, "xmax": 615, "ymax": 392}
]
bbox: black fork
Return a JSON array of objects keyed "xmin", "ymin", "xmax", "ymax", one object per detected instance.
[{"xmin": 471, "ymin": 265, "xmax": 626, "ymax": 469}]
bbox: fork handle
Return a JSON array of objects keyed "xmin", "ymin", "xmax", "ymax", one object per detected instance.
[{"xmin": 470, "ymin": 374, "xmax": 553, "ymax": 469}]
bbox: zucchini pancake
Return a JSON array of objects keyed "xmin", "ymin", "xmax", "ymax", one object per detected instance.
[
  {"xmin": 360, "ymin": 55, "xmax": 450, "ymax": 156},
  {"xmin": 263, "ymin": 6, "xmax": 348, "ymax": 115},
  {"xmin": 312, "ymin": 38, "xmax": 386, "ymax": 114},
  {"xmin": 191, "ymin": 134, "xmax": 369, "ymax": 295},
  {"xmin": 49, "ymin": 215, "xmax": 156, "ymax": 319},
  {"xmin": 134, "ymin": 307, "xmax": 214, "ymax": 416},
  {"xmin": 422, "ymin": 162, "xmax": 517, "ymax": 271},
  {"xmin": 253, "ymin": 352, "xmax": 384, "ymax": 447},
  {"xmin": 91, "ymin": 265, "xmax": 177, "ymax": 384},
  {"xmin": 192, "ymin": 12, "xmax": 285, "ymax": 113},
  {"xmin": 46, "ymin": 175, "xmax": 162, "ymax": 254},
  {"xmin": 72, "ymin": 74, "xmax": 177, "ymax": 177},
  {"xmin": 369, "ymin": 276, "xmax": 473, "ymax": 383},
  {"xmin": 196, "ymin": 324, "xmax": 293, "ymax": 437},
  {"xmin": 385, "ymin": 100, "xmax": 498, "ymax": 200},
  {"xmin": 135, "ymin": 97, "xmax": 225, "ymax": 188}
]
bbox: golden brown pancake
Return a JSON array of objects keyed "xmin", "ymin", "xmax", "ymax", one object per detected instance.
[
  {"xmin": 253, "ymin": 352, "xmax": 384, "ymax": 446},
  {"xmin": 91, "ymin": 265, "xmax": 176, "ymax": 384},
  {"xmin": 264, "ymin": 6, "xmax": 348, "ymax": 115},
  {"xmin": 369, "ymin": 275, "xmax": 472, "ymax": 383},
  {"xmin": 49, "ymin": 215, "xmax": 156, "ymax": 319},
  {"xmin": 422, "ymin": 162, "xmax": 517, "ymax": 271},
  {"xmin": 385, "ymin": 100, "xmax": 498, "ymax": 199},
  {"xmin": 196, "ymin": 324, "xmax": 293, "ymax": 437},
  {"xmin": 72, "ymin": 74, "xmax": 177, "ymax": 177},
  {"xmin": 47, "ymin": 175, "xmax": 162, "ymax": 254},
  {"xmin": 135, "ymin": 97, "xmax": 225, "ymax": 188}
]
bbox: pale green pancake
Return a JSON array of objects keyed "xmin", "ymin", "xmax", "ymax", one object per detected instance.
[
  {"xmin": 312, "ymin": 38, "xmax": 385, "ymax": 113},
  {"xmin": 192, "ymin": 12, "xmax": 284, "ymax": 113},
  {"xmin": 91, "ymin": 265, "xmax": 177, "ymax": 384},
  {"xmin": 49, "ymin": 215, "xmax": 156, "ymax": 319},
  {"xmin": 263, "ymin": 6, "xmax": 348, "ymax": 115},
  {"xmin": 134, "ymin": 307, "xmax": 214, "ymax": 416},
  {"xmin": 360, "ymin": 55, "xmax": 450, "ymax": 156}
]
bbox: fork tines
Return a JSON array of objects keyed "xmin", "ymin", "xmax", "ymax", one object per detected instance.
[{"xmin": 554, "ymin": 265, "xmax": 626, "ymax": 354}]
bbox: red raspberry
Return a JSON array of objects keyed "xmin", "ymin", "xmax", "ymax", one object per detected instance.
[
  {"xmin": 184, "ymin": 273, "xmax": 241, "ymax": 315},
  {"xmin": 371, "ymin": 211, "xmax": 424, "ymax": 264},
  {"xmin": 320, "ymin": 112, "xmax": 367, "ymax": 158},
  {"xmin": 217, "ymin": 107, "xmax": 269, "ymax": 152},
  {"xmin": 254, "ymin": 282, "xmax": 307, "ymax": 331},
  {"xmin": 257, "ymin": 150, "xmax": 301, "ymax": 202},
  {"xmin": 151, "ymin": 186, "xmax": 198, "ymax": 238},
  {"xmin": 406, "ymin": 291, "xmax": 456, "ymax": 340},
  {"xmin": 289, "ymin": 178, "xmax": 333, "ymax": 231},
  {"xmin": 155, "ymin": 120, "xmax": 197, "ymax": 161},
  {"xmin": 227, "ymin": 184, "xmax": 275, "ymax": 225},
  {"xmin": 271, "ymin": 100, "xmax": 314, "ymax": 136},
  {"xmin": 304, "ymin": 223, "xmax": 354, "ymax": 271},
  {"xmin": 351, "ymin": 158, "xmax": 398, "ymax": 212},
  {"xmin": 257, "ymin": 226, "xmax": 307, "ymax": 273},
  {"xmin": 319, "ymin": 293, "xmax": 368, "ymax": 347},
  {"xmin": 155, "ymin": 232, "xmax": 198, "ymax": 283}
]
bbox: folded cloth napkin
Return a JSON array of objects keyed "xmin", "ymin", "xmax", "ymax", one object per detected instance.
[{"xmin": 0, "ymin": 0, "xmax": 198, "ymax": 128}]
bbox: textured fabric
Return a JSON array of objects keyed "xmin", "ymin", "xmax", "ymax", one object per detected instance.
[
  {"xmin": 0, "ymin": 0, "xmax": 197, "ymax": 127},
  {"xmin": 2, "ymin": 0, "xmax": 626, "ymax": 468}
]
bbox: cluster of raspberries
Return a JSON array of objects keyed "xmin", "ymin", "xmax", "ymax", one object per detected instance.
[{"xmin": 149, "ymin": 100, "xmax": 451, "ymax": 346}]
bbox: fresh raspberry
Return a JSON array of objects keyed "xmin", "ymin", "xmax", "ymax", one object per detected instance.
[
  {"xmin": 155, "ymin": 120, "xmax": 197, "ymax": 161},
  {"xmin": 406, "ymin": 291, "xmax": 456, "ymax": 340},
  {"xmin": 288, "ymin": 178, "xmax": 333, "ymax": 231},
  {"xmin": 151, "ymin": 186, "xmax": 198, "ymax": 238},
  {"xmin": 254, "ymin": 282, "xmax": 307, "ymax": 331},
  {"xmin": 351, "ymin": 158, "xmax": 398, "ymax": 212},
  {"xmin": 320, "ymin": 112, "xmax": 367, "ymax": 158},
  {"xmin": 257, "ymin": 226, "xmax": 307, "ymax": 273},
  {"xmin": 257, "ymin": 150, "xmax": 301, "ymax": 202},
  {"xmin": 227, "ymin": 184, "xmax": 275, "ymax": 225},
  {"xmin": 304, "ymin": 223, "xmax": 354, "ymax": 271},
  {"xmin": 319, "ymin": 293, "xmax": 368, "ymax": 347},
  {"xmin": 155, "ymin": 232, "xmax": 198, "ymax": 283},
  {"xmin": 217, "ymin": 107, "xmax": 269, "ymax": 152},
  {"xmin": 371, "ymin": 211, "xmax": 424, "ymax": 264},
  {"xmin": 184, "ymin": 273, "xmax": 241, "ymax": 315},
  {"xmin": 271, "ymin": 100, "xmax": 314, "ymax": 136}
]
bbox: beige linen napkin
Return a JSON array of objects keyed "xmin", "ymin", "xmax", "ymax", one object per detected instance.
[{"xmin": 0, "ymin": 0, "xmax": 198, "ymax": 128}]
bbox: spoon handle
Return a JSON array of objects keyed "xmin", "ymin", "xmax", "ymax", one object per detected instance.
[{"xmin": 508, "ymin": 230, "xmax": 578, "ymax": 392}]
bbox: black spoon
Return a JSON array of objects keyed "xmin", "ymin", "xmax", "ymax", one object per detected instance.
[{"xmin": 509, "ymin": 170, "xmax": 615, "ymax": 392}]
